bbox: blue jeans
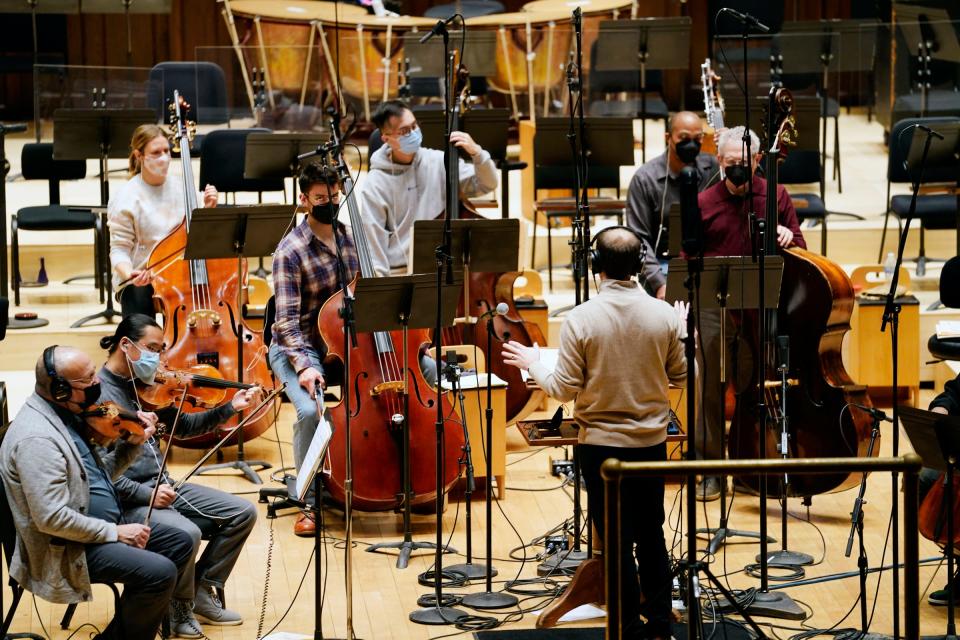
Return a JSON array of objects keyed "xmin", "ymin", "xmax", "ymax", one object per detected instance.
[{"xmin": 268, "ymin": 342, "xmax": 326, "ymax": 474}]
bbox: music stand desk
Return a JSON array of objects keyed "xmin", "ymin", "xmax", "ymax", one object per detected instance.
[{"xmin": 244, "ymin": 132, "xmax": 329, "ymax": 202}]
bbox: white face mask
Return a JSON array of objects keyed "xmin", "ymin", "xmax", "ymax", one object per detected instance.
[{"xmin": 142, "ymin": 152, "xmax": 171, "ymax": 178}]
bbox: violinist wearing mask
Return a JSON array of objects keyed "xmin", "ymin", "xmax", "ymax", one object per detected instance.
[
  {"xmin": 690, "ymin": 126, "xmax": 806, "ymax": 502},
  {"xmin": 359, "ymin": 99, "xmax": 498, "ymax": 276},
  {"xmin": 108, "ymin": 124, "xmax": 219, "ymax": 318},
  {"xmin": 95, "ymin": 315, "xmax": 259, "ymax": 638},
  {"xmin": 625, "ymin": 111, "xmax": 720, "ymax": 298},
  {"xmin": 269, "ymin": 162, "xmax": 360, "ymax": 537},
  {"xmin": 0, "ymin": 346, "xmax": 194, "ymax": 640}
]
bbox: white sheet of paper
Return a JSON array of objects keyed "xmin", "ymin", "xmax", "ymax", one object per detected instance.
[
  {"xmin": 262, "ymin": 633, "xmax": 312, "ymax": 640},
  {"xmin": 439, "ymin": 372, "xmax": 509, "ymax": 390},
  {"xmin": 937, "ymin": 320, "xmax": 960, "ymax": 339},
  {"xmin": 296, "ymin": 413, "xmax": 334, "ymax": 501},
  {"xmin": 532, "ymin": 603, "xmax": 606, "ymax": 623},
  {"xmin": 520, "ymin": 347, "xmax": 559, "ymax": 382}
]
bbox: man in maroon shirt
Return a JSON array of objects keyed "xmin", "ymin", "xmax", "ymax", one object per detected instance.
[{"xmin": 693, "ymin": 126, "xmax": 806, "ymax": 501}]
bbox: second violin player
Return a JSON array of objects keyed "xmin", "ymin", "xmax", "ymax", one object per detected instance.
[{"xmin": 96, "ymin": 315, "xmax": 259, "ymax": 637}]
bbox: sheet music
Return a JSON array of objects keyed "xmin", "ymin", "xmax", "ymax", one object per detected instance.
[
  {"xmin": 296, "ymin": 413, "xmax": 334, "ymax": 501},
  {"xmin": 520, "ymin": 348, "xmax": 560, "ymax": 382}
]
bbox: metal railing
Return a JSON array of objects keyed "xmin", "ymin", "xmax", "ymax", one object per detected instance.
[{"xmin": 601, "ymin": 455, "xmax": 924, "ymax": 640}]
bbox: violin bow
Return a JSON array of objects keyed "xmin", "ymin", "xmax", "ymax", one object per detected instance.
[
  {"xmin": 115, "ymin": 244, "xmax": 187, "ymax": 290},
  {"xmin": 144, "ymin": 386, "xmax": 189, "ymax": 527},
  {"xmin": 172, "ymin": 384, "xmax": 286, "ymax": 490}
]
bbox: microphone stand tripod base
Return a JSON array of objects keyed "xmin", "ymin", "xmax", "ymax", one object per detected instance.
[
  {"xmin": 446, "ymin": 561, "xmax": 496, "ymax": 580},
  {"xmin": 461, "ymin": 590, "xmax": 518, "ymax": 610},
  {"xmin": 698, "ymin": 526, "xmax": 772, "ymax": 556},
  {"xmin": 714, "ymin": 590, "xmax": 805, "ymax": 620},
  {"xmin": 537, "ymin": 549, "xmax": 589, "ymax": 577},
  {"xmin": 762, "ymin": 550, "xmax": 814, "ymax": 566},
  {"xmin": 7, "ymin": 315, "xmax": 49, "ymax": 330},
  {"xmin": 367, "ymin": 539, "xmax": 440, "ymax": 570}
]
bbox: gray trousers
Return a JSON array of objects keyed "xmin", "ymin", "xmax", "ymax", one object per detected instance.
[
  {"xmin": 125, "ymin": 482, "xmax": 257, "ymax": 601},
  {"xmin": 696, "ymin": 309, "xmax": 753, "ymax": 462}
]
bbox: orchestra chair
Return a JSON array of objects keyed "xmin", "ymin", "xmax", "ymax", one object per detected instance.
[
  {"xmin": 0, "ymin": 481, "xmax": 57, "ymax": 639},
  {"xmin": 198, "ymin": 128, "xmax": 285, "ymax": 203},
  {"xmin": 147, "ymin": 62, "xmax": 229, "ymax": 154},
  {"xmin": 780, "ymin": 149, "xmax": 828, "ymax": 254},
  {"xmin": 928, "ymin": 257, "xmax": 960, "ymax": 360},
  {"xmin": 776, "ymin": 71, "xmax": 843, "ymax": 192},
  {"xmin": 10, "ymin": 142, "xmax": 104, "ymax": 306},
  {"xmin": 877, "ymin": 116, "xmax": 960, "ymax": 275}
]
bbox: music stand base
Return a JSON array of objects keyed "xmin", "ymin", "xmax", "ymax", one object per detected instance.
[
  {"xmin": 697, "ymin": 526, "xmax": 773, "ymax": 556},
  {"xmin": 715, "ymin": 591, "xmax": 805, "ymax": 620},
  {"xmin": 367, "ymin": 540, "xmax": 440, "ymax": 570},
  {"xmin": 537, "ymin": 549, "xmax": 589, "ymax": 576},
  {"xmin": 7, "ymin": 316, "xmax": 49, "ymax": 330},
  {"xmin": 195, "ymin": 459, "xmax": 271, "ymax": 485},
  {"xmin": 461, "ymin": 590, "xmax": 518, "ymax": 610},
  {"xmin": 5, "ymin": 634, "xmax": 45, "ymax": 639},
  {"xmin": 446, "ymin": 561, "xmax": 496, "ymax": 580},
  {"xmin": 71, "ymin": 306, "xmax": 120, "ymax": 328},
  {"xmin": 409, "ymin": 606, "xmax": 467, "ymax": 625},
  {"xmin": 762, "ymin": 550, "xmax": 814, "ymax": 566}
]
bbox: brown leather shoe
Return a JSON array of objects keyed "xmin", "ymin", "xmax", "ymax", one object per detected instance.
[{"xmin": 294, "ymin": 511, "xmax": 316, "ymax": 537}]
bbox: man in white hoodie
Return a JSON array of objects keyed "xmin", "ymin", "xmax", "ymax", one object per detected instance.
[{"xmin": 360, "ymin": 100, "xmax": 499, "ymax": 276}]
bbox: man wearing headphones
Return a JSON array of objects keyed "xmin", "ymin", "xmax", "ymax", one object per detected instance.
[
  {"xmin": 0, "ymin": 346, "xmax": 194, "ymax": 640},
  {"xmin": 503, "ymin": 227, "xmax": 687, "ymax": 640}
]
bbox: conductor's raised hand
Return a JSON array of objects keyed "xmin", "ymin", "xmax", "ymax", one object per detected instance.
[{"xmin": 502, "ymin": 341, "xmax": 540, "ymax": 372}]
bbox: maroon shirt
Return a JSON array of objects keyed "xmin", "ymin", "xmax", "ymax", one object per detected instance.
[{"xmin": 696, "ymin": 175, "xmax": 806, "ymax": 257}]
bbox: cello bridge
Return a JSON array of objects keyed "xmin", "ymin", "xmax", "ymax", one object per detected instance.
[
  {"xmin": 371, "ymin": 381, "xmax": 405, "ymax": 396},
  {"xmin": 187, "ymin": 310, "xmax": 222, "ymax": 328}
]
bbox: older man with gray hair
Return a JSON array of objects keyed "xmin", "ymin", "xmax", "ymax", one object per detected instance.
[{"xmin": 691, "ymin": 125, "xmax": 806, "ymax": 501}]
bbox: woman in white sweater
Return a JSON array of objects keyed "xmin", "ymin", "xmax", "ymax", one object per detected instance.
[{"xmin": 108, "ymin": 124, "xmax": 218, "ymax": 317}]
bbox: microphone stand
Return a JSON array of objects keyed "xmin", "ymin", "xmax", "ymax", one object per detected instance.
[
  {"xmin": 571, "ymin": 8, "xmax": 591, "ymax": 303},
  {"xmin": 410, "ymin": 17, "xmax": 466, "ymax": 626},
  {"xmin": 880, "ymin": 123, "xmax": 939, "ymax": 640},
  {"xmin": 461, "ymin": 313, "xmax": 517, "ymax": 609}
]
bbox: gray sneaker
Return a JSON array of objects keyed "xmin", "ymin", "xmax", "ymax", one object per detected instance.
[
  {"xmin": 169, "ymin": 599, "xmax": 203, "ymax": 639},
  {"xmin": 193, "ymin": 586, "xmax": 243, "ymax": 626},
  {"xmin": 696, "ymin": 476, "xmax": 722, "ymax": 502}
]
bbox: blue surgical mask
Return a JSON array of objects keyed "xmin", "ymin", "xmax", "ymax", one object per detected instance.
[
  {"xmin": 127, "ymin": 341, "xmax": 161, "ymax": 384},
  {"xmin": 398, "ymin": 127, "xmax": 422, "ymax": 155}
]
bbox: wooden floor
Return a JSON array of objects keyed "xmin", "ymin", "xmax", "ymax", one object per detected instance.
[{"xmin": 0, "ymin": 110, "xmax": 956, "ymax": 638}]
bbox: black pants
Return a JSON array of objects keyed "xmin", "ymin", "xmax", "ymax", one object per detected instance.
[
  {"xmin": 119, "ymin": 284, "xmax": 155, "ymax": 318},
  {"xmin": 85, "ymin": 522, "xmax": 193, "ymax": 640},
  {"xmin": 578, "ymin": 442, "xmax": 672, "ymax": 638}
]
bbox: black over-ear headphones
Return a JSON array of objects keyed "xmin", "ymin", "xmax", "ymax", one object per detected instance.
[
  {"xmin": 590, "ymin": 225, "xmax": 646, "ymax": 277},
  {"xmin": 44, "ymin": 345, "xmax": 71, "ymax": 402}
]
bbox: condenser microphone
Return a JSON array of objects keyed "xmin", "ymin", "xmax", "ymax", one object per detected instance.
[
  {"xmin": 679, "ymin": 166, "xmax": 703, "ymax": 256},
  {"xmin": 852, "ymin": 403, "xmax": 893, "ymax": 423},
  {"xmin": 480, "ymin": 302, "xmax": 510, "ymax": 319}
]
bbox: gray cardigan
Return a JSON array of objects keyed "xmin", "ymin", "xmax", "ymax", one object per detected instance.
[{"xmin": 0, "ymin": 393, "xmax": 142, "ymax": 603}]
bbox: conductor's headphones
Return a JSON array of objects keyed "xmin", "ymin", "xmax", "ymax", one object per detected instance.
[
  {"xmin": 44, "ymin": 345, "xmax": 72, "ymax": 402},
  {"xmin": 590, "ymin": 226, "xmax": 646, "ymax": 278}
]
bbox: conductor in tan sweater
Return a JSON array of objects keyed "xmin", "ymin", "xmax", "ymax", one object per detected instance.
[{"xmin": 503, "ymin": 227, "xmax": 687, "ymax": 640}]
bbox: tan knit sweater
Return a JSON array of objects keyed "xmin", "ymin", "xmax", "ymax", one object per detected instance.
[{"xmin": 527, "ymin": 279, "xmax": 687, "ymax": 448}]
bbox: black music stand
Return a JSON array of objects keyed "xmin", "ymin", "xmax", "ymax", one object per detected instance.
[
  {"xmin": 244, "ymin": 132, "xmax": 327, "ymax": 204},
  {"xmin": 402, "ymin": 30, "xmax": 497, "ymax": 94},
  {"xmin": 410, "ymin": 218, "xmax": 520, "ymax": 615},
  {"xmin": 361, "ymin": 273, "xmax": 462, "ymax": 570},
  {"xmin": 901, "ymin": 405, "xmax": 960, "ymax": 640},
  {"xmin": 182, "ymin": 204, "xmax": 291, "ymax": 484},
  {"xmin": 904, "ymin": 121, "xmax": 960, "ymax": 257},
  {"xmin": 52, "ymin": 108, "xmax": 153, "ymax": 327},
  {"xmin": 894, "ymin": 5, "xmax": 960, "ymax": 117},
  {"xmin": 594, "ymin": 18, "xmax": 692, "ymax": 161}
]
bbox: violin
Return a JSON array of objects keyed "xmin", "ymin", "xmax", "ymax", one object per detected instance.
[
  {"xmin": 80, "ymin": 402, "xmax": 148, "ymax": 442},
  {"xmin": 135, "ymin": 364, "xmax": 260, "ymax": 412}
]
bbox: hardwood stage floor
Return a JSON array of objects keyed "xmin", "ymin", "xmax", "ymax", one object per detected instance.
[{"xmin": 0, "ymin": 394, "xmax": 950, "ymax": 639}]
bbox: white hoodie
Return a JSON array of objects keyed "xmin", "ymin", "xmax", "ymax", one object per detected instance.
[{"xmin": 359, "ymin": 144, "xmax": 498, "ymax": 276}]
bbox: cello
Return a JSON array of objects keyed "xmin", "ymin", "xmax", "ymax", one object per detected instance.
[
  {"xmin": 316, "ymin": 140, "xmax": 464, "ymax": 512},
  {"xmin": 145, "ymin": 93, "xmax": 279, "ymax": 448},
  {"xmin": 727, "ymin": 87, "xmax": 875, "ymax": 497},
  {"xmin": 440, "ymin": 68, "xmax": 547, "ymax": 424}
]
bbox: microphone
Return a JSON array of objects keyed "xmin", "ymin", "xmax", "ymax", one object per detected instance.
[
  {"xmin": 572, "ymin": 6, "xmax": 582, "ymax": 33},
  {"xmin": 852, "ymin": 403, "xmax": 893, "ymax": 423},
  {"xmin": 480, "ymin": 302, "xmax": 510, "ymax": 319},
  {"xmin": 444, "ymin": 350, "xmax": 469, "ymax": 364},
  {"xmin": 679, "ymin": 166, "xmax": 703, "ymax": 256},
  {"xmin": 719, "ymin": 7, "xmax": 771, "ymax": 33},
  {"xmin": 419, "ymin": 15, "xmax": 457, "ymax": 44},
  {"xmin": 915, "ymin": 123, "xmax": 945, "ymax": 140}
]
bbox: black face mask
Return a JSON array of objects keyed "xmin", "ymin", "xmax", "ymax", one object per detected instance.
[
  {"xmin": 310, "ymin": 202, "xmax": 337, "ymax": 225},
  {"xmin": 79, "ymin": 382, "xmax": 101, "ymax": 409},
  {"xmin": 675, "ymin": 138, "xmax": 701, "ymax": 164},
  {"xmin": 724, "ymin": 163, "xmax": 750, "ymax": 187}
]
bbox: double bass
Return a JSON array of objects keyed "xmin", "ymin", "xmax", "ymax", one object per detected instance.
[
  {"xmin": 316, "ymin": 140, "xmax": 464, "ymax": 512},
  {"xmin": 145, "ymin": 93, "xmax": 279, "ymax": 448},
  {"xmin": 727, "ymin": 87, "xmax": 875, "ymax": 497},
  {"xmin": 440, "ymin": 68, "xmax": 547, "ymax": 424}
]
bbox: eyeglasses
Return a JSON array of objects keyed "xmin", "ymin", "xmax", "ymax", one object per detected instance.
[
  {"xmin": 386, "ymin": 122, "xmax": 419, "ymax": 137},
  {"xmin": 307, "ymin": 193, "xmax": 342, "ymax": 206},
  {"xmin": 68, "ymin": 375, "xmax": 97, "ymax": 387}
]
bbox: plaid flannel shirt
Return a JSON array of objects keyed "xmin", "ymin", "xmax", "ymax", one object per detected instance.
[{"xmin": 271, "ymin": 220, "xmax": 359, "ymax": 373}]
